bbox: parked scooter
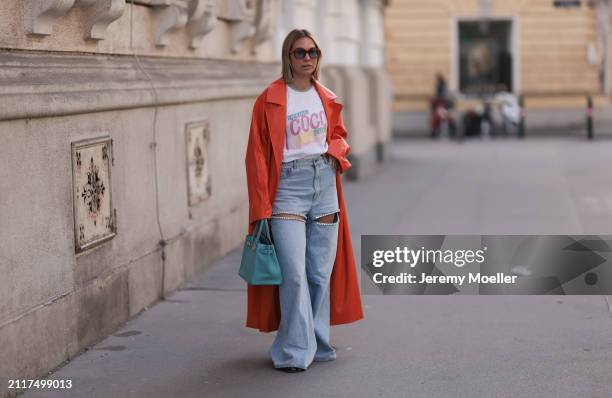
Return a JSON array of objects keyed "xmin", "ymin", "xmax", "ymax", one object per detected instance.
[
  {"xmin": 462, "ymin": 100, "xmax": 496, "ymax": 138},
  {"xmin": 494, "ymin": 91, "xmax": 521, "ymax": 135}
]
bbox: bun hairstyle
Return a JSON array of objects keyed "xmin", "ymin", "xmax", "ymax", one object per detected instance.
[{"xmin": 281, "ymin": 29, "xmax": 322, "ymax": 83}]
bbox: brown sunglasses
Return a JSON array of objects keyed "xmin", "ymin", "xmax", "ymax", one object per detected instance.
[{"xmin": 290, "ymin": 47, "xmax": 321, "ymax": 60}]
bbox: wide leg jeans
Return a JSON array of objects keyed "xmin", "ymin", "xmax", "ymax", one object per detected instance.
[{"xmin": 268, "ymin": 154, "xmax": 340, "ymax": 369}]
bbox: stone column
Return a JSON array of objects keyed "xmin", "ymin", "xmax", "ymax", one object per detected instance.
[
  {"xmin": 336, "ymin": 0, "xmax": 360, "ymax": 66},
  {"xmin": 359, "ymin": 0, "xmax": 385, "ymax": 68}
]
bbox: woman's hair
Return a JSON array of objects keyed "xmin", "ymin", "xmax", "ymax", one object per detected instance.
[{"xmin": 281, "ymin": 29, "xmax": 322, "ymax": 83}]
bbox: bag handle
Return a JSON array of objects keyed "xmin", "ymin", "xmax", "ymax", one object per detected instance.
[
  {"xmin": 253, "ymin": 218, "xmax": 271, "ymax": 246},
  {"xmin": 259, "ymin": 218, "xmax": 272, "ymax": 242}
]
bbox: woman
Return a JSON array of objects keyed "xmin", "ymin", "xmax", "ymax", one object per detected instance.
[{"xmin": 244, "ymin": 29, "xmax": 363, "ymax": 373}]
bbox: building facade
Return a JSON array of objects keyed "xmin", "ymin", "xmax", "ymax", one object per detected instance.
[
  {"xmin": 387, "ymin": 0, "xmax": 612, "ymax": 134},
  {"xmin": 0, "ymin": 1, "xmax": 391, "ymax": 395}
]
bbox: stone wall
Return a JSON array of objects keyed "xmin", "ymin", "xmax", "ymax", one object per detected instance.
[
  {"xmin": 0, "ymin": 1, "xmax": 391, "ymax": 396},
  {"xmin": 0, "ymin": 51, "xmax": 278, "ymax": 398}
]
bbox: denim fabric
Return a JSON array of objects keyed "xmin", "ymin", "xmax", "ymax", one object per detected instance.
[{"xmin": 269, "ymin": 154, "xmax": 340, "ymax": 369}]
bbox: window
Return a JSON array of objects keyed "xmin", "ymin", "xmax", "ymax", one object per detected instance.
[
  {"xmin": 458, "ymin": 20, "xmax": 513, "ymax": 95},
  {"xmin": 553, "ymin": 0, "xmax": 581, "ymax": 8}
]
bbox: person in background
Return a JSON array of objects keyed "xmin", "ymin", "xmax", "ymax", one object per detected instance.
[
  {"xmin": 431, "ymin": 73, "xmax": 456, "ymax": 137},
  {"xmin": 435, "ymin": 73, "xmax": 448, "ymax": 100}
]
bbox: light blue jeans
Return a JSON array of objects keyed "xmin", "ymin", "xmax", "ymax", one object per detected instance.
[{"xmin": 269, "ymin": 154, "xmax": 340, "ymax": 369}]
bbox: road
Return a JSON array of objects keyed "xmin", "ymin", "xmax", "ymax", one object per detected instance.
[{"xmin": 22, "ymin": 137, "xmax": 612, "ymax": 398}]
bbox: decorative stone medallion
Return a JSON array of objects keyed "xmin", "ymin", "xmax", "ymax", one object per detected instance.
[
  {"xmin": 185, "ymin": 120, "xmax": 212, "ymax": 206},
  {"xmin": 71, "ymin": 136, "xmax": 115, "ymax": 252}
]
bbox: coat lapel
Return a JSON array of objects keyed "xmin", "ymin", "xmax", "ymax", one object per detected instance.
[{"xmin": 264, "ymin": 78, "xmax": 286, "ymax": 169}]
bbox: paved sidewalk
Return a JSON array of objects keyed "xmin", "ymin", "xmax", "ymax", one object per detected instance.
[{"xmin": 22, "ymin": 138, "xmax": 612, "ymax": 398}]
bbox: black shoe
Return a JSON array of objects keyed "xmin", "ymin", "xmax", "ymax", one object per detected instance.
[{"xmin": 276, "ymin": 366, "xmax": 306, "ymax": 373}]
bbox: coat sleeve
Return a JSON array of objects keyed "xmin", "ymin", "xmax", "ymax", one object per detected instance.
[
  {"xmin": 328, "ymin": 105, "xmax": 352, "ymax": 174},
  {"xmin": 245, "ymin": 95, "xmax": 273, "ymax": 229}
]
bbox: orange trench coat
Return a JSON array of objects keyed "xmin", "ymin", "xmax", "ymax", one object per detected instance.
[{"xmin": 244, "ymin": 77, "xmax": 364, "ymax": 332}]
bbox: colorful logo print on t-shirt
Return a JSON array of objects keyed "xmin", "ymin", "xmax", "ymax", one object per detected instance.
[{"xmin": 287, "ymin": 110, "xmax": 327, "ymax": 149}]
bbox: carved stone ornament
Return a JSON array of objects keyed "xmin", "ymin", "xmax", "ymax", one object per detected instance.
[
  {"xmin": 74, "ymin": 0, "xmax": 126, "ymax": 40},
  {"xmin": 24, "ymin": 0, "xmax": 76, "ymax": 36},
  {"xmin": 186, "ymin": 0, "xmax": 217, "ymax": 49},
  {"xmin": 135, "ymin": 0, "xmax": 218, "ymax": 47},
  {"xmin": 185, "ymin": 120, "xmax": 211, "ymax": 206},
  {"xmin": 151, "ymin": 1, "xmax": 189, "ymax": 46},
  {"xmin": 22, "ymin": 0, "xmax": 268, "ymax": 50},
  {"xmin": 71, "ymin": 136, "xmax": 116, "ymax": 253},
  {"xmin": 217, "ymin": 0, "xmax": 256, "ymax": 53},
  {"xmin": 217, "ymin": 0, "xmax": 255, "ymax": 21},
  {"xmin": 252, "ymin": 0, "xmax": 273, "ymax": 52}
]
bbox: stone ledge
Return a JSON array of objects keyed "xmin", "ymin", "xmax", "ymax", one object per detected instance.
[{"xmin": 0, "ymin": 50, "xmax": 279, "ymax": 121}]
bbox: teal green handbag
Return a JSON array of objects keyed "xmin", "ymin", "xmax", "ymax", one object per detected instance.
[{"xmin": 239, "ymin": 219, "xmax": 282, "ymax": 285}]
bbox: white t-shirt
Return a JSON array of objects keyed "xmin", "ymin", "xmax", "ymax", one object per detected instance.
[{"xmin": 283, "ymin": 84, "xmax": 328, "ymax": 162}]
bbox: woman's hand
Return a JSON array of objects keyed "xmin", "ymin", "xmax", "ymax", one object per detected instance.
[{"xmin": 332, "ymin": 157, "xmax": 340, "ymax": 172}]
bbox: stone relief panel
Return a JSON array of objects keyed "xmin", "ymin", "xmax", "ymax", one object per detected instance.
[
  {"xmin": 185, "ymin": 120, "xmax": 212, "ymax": 206},
  {"xmin": 71, "ymin": 136, "xmax": 116, "ymax": 253}
]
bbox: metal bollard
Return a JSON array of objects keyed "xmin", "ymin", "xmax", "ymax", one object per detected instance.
[
  {"xmin": 587, "ymin": 95, "xmax": 594, "ymax": 140},
  {"xmin": 518, "ymin": 95, "xmax": 525, "ymax": 138}
]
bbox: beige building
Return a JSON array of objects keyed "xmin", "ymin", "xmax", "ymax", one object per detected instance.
[
  {"xmin": 386, "ymin": 0, "xmax": 612, "ymax": 134},
  {"xmin": 0, "ymin": 1, "xmax": 390, "ymax": 396}
]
